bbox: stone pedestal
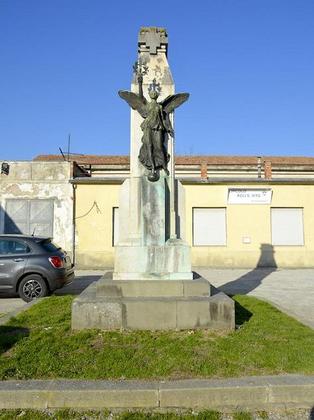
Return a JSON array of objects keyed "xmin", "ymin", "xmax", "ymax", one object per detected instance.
[{"xmin": 72, "ymin": 272, "xmax": 235, "ymax": 331}]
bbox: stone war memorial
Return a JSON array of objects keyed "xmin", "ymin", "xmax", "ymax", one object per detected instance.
[{"xmin": 72, "ymin": 27, "xmax": 235, "ymax": 331}]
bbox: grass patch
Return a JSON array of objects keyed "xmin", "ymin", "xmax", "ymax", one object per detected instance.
[
  {"xmin": 0, "ymin": 295, "xmax": 313, "ymax": 380},
  {"xmin": 0, "ymin": 410, "xmax": 236, "ymax": 419},
  {"xmin": 232, "ymin": 413, "xmax": 253, "ymax": 420},
  {"xmin": 0, "ymin": 410, "xmax": 312, "ymax": 419},
  {"xmin": 0, "ymin": 410, "xmax": 223, "ymax": 419}
]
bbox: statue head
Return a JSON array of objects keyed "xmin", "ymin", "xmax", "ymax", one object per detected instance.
[
  {"xmin": 148, "ymin": 78, "xmax": 161, "ymax": 101},
  {"xmin": 149, "ymin": 90, "xmax": 159, "ymax": 100}
]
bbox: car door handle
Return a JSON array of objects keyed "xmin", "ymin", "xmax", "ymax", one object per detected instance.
[{"xmin": 13, "ymin": 258, "xmax": 24, "ymax": 262}]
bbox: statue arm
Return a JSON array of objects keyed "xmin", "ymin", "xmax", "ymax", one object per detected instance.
[
  {"xmin": 163, "ymin": 113, "xmax": 174, "ymax": 137},
  {"xmin": 138, "ymin": 74, "xmax": 144, "ymax": 100}
]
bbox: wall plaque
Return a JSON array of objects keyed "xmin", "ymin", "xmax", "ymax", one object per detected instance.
[{"xmin": 228, "ymin": 188, "xmax": 272, "ymax": 204}]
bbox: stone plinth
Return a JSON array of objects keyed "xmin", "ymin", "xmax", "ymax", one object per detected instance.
[
  {"xmin": 113, "ymin": 174, "xmax": 193, "ymax": 281},
  {"xmin": 113, "ymin": 243, "xmax": 192, "ymax": 280},
  {"xmin": 71, "ymin": 273, "xmax": 235, "ymax": 331}
]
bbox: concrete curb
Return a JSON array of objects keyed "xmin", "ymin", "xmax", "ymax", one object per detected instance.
[
  {"xmin": 0, "ymin": 375, "xmax": 313, "ymax": 410},
  {"xmin": 0, "ymin": 298, "xmax": 43, "ymax": 326}
]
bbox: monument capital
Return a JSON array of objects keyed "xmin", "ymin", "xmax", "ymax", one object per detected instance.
[{"xmin": 138, "ymin": 27, "xmax": 168, "ymax": 55}]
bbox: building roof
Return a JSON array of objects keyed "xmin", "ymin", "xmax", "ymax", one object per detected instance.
[{"xmin": 33, "ymin": 154, "xmax": 314, "ymax": 166}]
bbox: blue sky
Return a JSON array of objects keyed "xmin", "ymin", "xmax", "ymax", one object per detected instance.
[{"xmin": 1, "ymin": 0, "xmax": 314, "ymax": 160}]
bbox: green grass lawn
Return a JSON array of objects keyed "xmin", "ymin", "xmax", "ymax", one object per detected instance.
[
  {"xmin": 0, "ymin": 295, "xmax": 313, "ymax": 380},
  {"xmin": 0, "ymin": 409, "xmax": 306, "ymax": 420},
  {"xmin": 0, "ymin": 410, "xmax": 221, "ymax": 420}
]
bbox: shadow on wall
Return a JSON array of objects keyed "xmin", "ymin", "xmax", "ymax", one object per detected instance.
[
  {"xmin": 0, "ymin": 205, "xmax": 22, "ymax": 234},
  {"xmin": 218, "ymin": 243, "xmax": 277, "ymax": 296},
  {"xmin": 257, "ymin": 243, "xmax": 277, "ymax": 267}
]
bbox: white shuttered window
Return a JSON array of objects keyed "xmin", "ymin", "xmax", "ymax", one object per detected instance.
[
  {"xmin": 193, "ymin": 208, "xmax": 226, "ymax": 246},
  {"xmin": 271, "ymin": 208, "xmax": 304, "ymax": 246}
]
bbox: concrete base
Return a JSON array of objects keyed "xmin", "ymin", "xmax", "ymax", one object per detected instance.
[
  {"xmin": 113, "ymin": 240, "xmax": 193, "ymax": 281},
  {"xmin": 71, "ymin": 273, "xmax": 235, "ymax": 331}
]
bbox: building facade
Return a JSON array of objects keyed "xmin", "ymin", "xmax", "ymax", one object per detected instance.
[
  {"xmin": 0, "ymin": 160, "xmax": 75, "ymax": 258},
  {"xmin": 3, "ymin": 155, "xmax": 314, "ymax": 269}
]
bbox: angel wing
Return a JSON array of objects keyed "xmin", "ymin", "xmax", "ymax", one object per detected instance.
[
  {"xmin": 160, "ymin": 93, "xmax": 190, "ymax": 114},
  {"xmin": 118, "ymin": 90, "xmax": 148, "ymax": 118}
]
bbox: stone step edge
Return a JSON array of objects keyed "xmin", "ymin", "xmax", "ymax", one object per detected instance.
[
  {"xmin": 74, "ymin": 295, "xmax": 229, "ymax": 302},
  {"xmin": 0, "ymin": 375, "xmax": 313, "ymax": 410}
]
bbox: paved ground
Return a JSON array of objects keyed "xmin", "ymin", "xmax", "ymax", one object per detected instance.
[
  {"xmin": 196, "ymin": 267, "xmax": 314, "ymax": 329},
  {"xmin": 0, "ymin": 271, "xmax": 103, "ymax": 317},
  {"xmin": 0, "ymin": 297, "xmax": 25, "ymax": 316},
  {"xmin": 0, "ymin": 268, "xmax": 313, "ymax": 329}
]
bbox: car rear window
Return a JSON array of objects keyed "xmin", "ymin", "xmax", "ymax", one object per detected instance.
[{"xmin": 39, "ymin": 240, "xmax": 62, "ymax": 252}]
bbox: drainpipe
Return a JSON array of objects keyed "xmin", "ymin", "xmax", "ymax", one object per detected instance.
[{"xmin": 72, "ymin": 183, "xmax": 77, "ymax": 265}]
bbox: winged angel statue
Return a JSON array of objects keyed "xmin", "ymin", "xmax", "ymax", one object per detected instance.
[{"xmin": 119, "ymin": 76, "xmax": 189, "ymax": 182}]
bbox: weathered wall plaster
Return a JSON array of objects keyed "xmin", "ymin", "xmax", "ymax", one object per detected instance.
[{"xmin": 0, "ymin": 161, "xmax": 73, "ymax": 257}]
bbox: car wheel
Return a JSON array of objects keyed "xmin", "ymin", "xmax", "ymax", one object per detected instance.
[{"xmin": 18, "ymin": 274, "xmax": 48, "ymax": 302}]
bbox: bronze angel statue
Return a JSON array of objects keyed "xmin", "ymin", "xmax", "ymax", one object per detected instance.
[{"xmin": 118, "ymin": 73, "xmax": 189, "ymax": 182}]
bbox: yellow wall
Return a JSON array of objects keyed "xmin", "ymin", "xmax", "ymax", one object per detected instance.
[
  {"xmin": 74, "ymin": 183, "xmax": 120, "ymax": 268},
  {"xmin": 75, "ymin": 182, "xmax": 314, "ymax": 268},
  {"xmin": 185, "ymin": 183, "xmax": 314, "ymax": 267}
]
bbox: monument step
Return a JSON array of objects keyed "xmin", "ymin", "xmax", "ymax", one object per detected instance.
[
  {"xmin": 72, "ymin": 280, "xmax": 235, "ymax": 331},
  {"xmin": 96, "ymin": 275, "xmax": 211, "ymax": 298}
]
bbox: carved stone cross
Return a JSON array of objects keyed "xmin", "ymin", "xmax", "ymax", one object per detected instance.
[{"xmin": 138, "ymin": 27, "xmax": 168, "ymax": 55}]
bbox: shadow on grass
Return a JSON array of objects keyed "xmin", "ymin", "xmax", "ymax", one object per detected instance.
[
  {"xmin": 0, "ymin": 326, "xmax": 29, "ymax": 354},
  {"xmin": 193, "ymin": 272, "xmax": 253, "ymax": 326},
  {"xmin": 234, "ymin": 299, "xmax": 252, "ymax": 326},
  {"xmin": 214, "ymin": 244, "xmax": 277, "ymax": 296},
  {"xmin": 310, "ymin": 406, "xmax": 314, "ymax": 420}
]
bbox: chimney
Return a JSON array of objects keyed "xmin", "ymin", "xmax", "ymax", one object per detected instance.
[
  {"xmin": 264, "ymin": 160, "xmax": 272, "ymax": 179},
  {"xmin": 257, "ymin": 156, "xmax": 262, "ymax": 178},
  {"xmin": 200, "ymin": 161, "xmax": 208, "ymax": 181}
]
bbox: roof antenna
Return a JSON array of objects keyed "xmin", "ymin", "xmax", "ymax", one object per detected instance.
[
  {"xmin": 67, "ymin": 133, "xmax": 71, "ymax": 161},
  {"xmin": 59, "ymin": 147, "xmax": 66, "ymax": 161}
]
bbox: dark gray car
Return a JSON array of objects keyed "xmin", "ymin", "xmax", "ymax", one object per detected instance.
[{"xmin": 0, "ymin": 235, "xmax": 74, "ymax": 302}]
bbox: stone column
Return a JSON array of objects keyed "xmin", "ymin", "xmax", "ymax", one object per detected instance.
[
  {"xmin": 113, "ymin": 27, "xmax": 192, "ymax": 281},
  {"xmin": 128, "ymin": 28, "xmax": 175, "ymax": 242}
]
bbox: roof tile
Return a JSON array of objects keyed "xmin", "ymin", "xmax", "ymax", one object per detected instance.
[{"xmin": 33, "ymin": 154, "xmax": 314, "ymax": 166}]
